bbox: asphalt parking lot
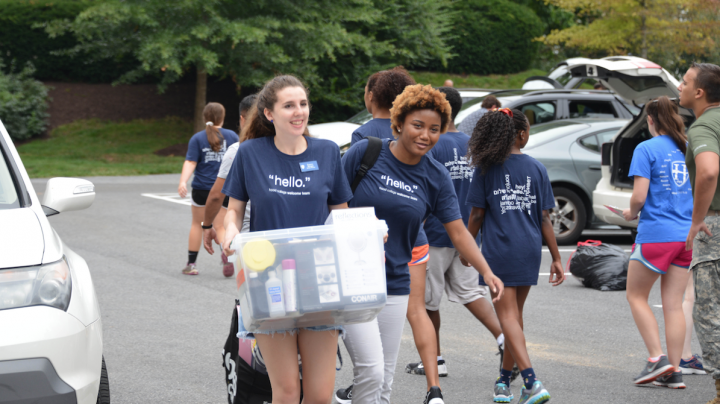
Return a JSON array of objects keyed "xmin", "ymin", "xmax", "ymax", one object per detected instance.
[{"xmin": 33, "ymin": 174, "xmax": 715, "ymax": 403}]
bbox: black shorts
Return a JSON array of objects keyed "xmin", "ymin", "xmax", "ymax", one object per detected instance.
[{"xmin": 191, "ymin": 189, "xmax": 229, "ymax": 208}]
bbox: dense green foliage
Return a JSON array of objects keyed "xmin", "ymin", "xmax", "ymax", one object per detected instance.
[
  {"xmin": 0, "ymin": 0, "xmax": 137, "ymax": 82},
  {"xmin": 0, "ymin": 60, "xmax": 49, "ymax": 141},
  {"xmin": 423, "ymin": 0, "xmax": 544, "ymax": 75},
  {"xmin": 16, "ymin": 118, "xmax": 190, "ymax": 177}
]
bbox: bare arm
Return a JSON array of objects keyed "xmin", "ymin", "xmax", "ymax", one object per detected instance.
[
  {"xmin": 443, "ymin": 219, "xmax": 504, "ymax": 302},
  {"xmin": 329, "ymin": 203, "xmax": 349, "ymax": 211},
  {"xmin": 222, "ymin": 198, "xmax": 248, "ymax": 256},
  {"xmin": 202, "ymin": 177, "xmax": 226, "ymax": 254},
  {"xmin": 467, "ymin": 206, "xmax": 485, "ymax": 239},
  {"xmin": 541, "ymin": 210, "xmax": 565, "ymax": 286},
  {"xmin": 623, "ymin": 176, "xmax": 649, "ymax": 221},
  {"xmin": 687, "ymin": 152, "xmax": 719, "ymax": 250},
  {"xmin": 178, "ymin": 160, "xmax": 197, "ymax": 198}
]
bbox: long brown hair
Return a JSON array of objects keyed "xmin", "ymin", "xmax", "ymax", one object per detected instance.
[
  {"xmin": 240, "ymin": 75, "xmax": 310, "ymax": 142},
  {"xmin": 204, "ymin": 102, "xmax": 226, "ymax": 152},
  {"xmin": 646, "ymin": 96, "xmax": 686, "ymax": 154}
]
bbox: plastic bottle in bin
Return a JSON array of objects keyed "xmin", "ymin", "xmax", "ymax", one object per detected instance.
[
  {"xmin": 282, "ymin": 259, "xmax": 298, "ymax": 313},
  {"xmin": 265, "ymin": 271, "xmax": 286, "ymax": 318}
]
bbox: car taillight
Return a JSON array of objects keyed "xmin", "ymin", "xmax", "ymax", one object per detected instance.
[{"xmin": 0, "ymin": 257, "xmax": 72, "ymax": 311}]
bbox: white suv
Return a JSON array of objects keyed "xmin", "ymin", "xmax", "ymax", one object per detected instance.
[
  {"xmin": 573, "ymin": 59, "xmax": 693, "ymax": 233},
  {"xmin": 0, "ymin": 120, "xmax": 108, "ymax": 404}
]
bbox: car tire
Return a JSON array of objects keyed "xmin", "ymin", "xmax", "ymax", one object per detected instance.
[
  {"xmin": 550, "ymin": 187, "xmax": 586, "ymax": 245},
  {"xmin": 96, "ymin": 356, "xmax": 110, "ymax": 404},
  {"xmin": 630, "ymin": 229, "xmax": 638, "ymax": 243}
]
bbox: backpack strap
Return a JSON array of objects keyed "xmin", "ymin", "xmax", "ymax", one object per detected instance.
[{"xmin": 351, "ymin": 136, "xmax": 383, "ymax": 193}]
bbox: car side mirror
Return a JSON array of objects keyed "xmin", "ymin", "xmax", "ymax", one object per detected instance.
[
  {"xmin": 601, "ymin": 142, "xmax": 613, "ymax": 166},
  {"xmin": 41, "ymin": 178, "xmax": 95, "ymax": 216}
]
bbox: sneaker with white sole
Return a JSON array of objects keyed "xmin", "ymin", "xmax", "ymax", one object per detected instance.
[
  {"xmin": 653, "ymin": 371, "xmax": 686, "ymax": 389},
  {"xmin": 182, "ymin": 262, "xmax": 198, "ymax": 275},
  {"xmin": 680, "ymin": 354, "xmax": 707, "ymax": 375},
  {"xmin": 517, "ymin": 380, "xmax": 550, "ymax": 404},
  {"xmin": 423, "ymin": 386, "xmax": 444, "ymax": 404},
  {"xmin": 335, "ymin": 384, "xmax": 353, "ymax": 403},
  {"xmin": 633, "ymin": 355, "xmax": 674, "ymax": 384},
  {"xmin": 405, "ymin": 360, "xmax": 448, "ymax": 377},
  {"xmin": 493, "ymin": 378, "xmax": 513, "ymax": 403}
]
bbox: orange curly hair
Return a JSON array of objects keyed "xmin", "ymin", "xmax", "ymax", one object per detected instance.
[{"xmin": 389, "ymin": 84, "xmax": 452, "ymax": 136}]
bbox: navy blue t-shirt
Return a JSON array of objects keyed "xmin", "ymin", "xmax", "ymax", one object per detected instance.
[
  {"xmin": 186, "ymin": 128, "xmax": 239, "ymax": 190},
  {"xmin": 351, "ymin": 118, "xmax": 427, "ymax": 247},
  {"xmin": 466, "ymin": 154, "xmax": 555, "ymax": 286},
  {"xmin": 343, "ymin": 139, "xmax": 462, "ymax": 295},
  {"xmin": 424, "ymin": 131, "xmax": 480, "ymax": 248},
  {"xmin": 222, "ymin": 136, "xmax": 353, "ymax": 231}
]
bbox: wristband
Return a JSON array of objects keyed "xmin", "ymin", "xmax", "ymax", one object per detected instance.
[{"xmin": 201, "ymin": 222, "xmax": 213, "ymax": 230}]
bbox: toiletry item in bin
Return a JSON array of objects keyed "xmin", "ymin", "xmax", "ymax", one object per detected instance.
[
  {"xmin": 266, "ymin": 272, "xmax": 286, "ymax": 318},
  {"xmin": 243, "ymin": 239, "xmax": 276, "ymax": 272},
  {"xmin": 248, "ymin": 271, "xmax": 270, "ymax": 319},
  {"xmin": 295, "ymin": 247, "xmax": 322, "ymax": 312},
  {"xmin": 282, "ymin": 259, "xmax": 298, "ymax": 313}
]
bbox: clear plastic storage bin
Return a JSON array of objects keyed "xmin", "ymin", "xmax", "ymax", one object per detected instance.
[{"xmin": 232, "ymin": 211, "xmax": 388, "ymax": 333}]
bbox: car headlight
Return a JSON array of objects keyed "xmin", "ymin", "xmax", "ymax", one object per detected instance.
[{"xmin": 0, "ymin": 257, "xmax": 72, "ymax": 311}]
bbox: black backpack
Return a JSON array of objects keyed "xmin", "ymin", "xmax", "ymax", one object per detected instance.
[{"xmin": 351, "ymin": 136, "xmax": 383, "ymax": 193}]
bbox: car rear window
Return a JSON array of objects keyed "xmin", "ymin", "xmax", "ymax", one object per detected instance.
[
  {"xmin": 0, "ymin": 149, "xmax": 20, "ymax": 210},
  {"xmin": 526, "ymin": 121, "xmax": 589, "ymax": 149}
]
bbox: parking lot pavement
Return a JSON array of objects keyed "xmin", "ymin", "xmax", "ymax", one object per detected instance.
[{"xmin": 32, "ymin": 174, "xmax": 715, "ymax": 403}]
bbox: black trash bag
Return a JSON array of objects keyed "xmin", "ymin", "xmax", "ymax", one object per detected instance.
[
  {"xmin": 568, "ymin": 240, "xmax": 629, "ymax": 291},
  {"xmin": 222, "ymin": 301, "xmax": 273, "ymax": 404}
]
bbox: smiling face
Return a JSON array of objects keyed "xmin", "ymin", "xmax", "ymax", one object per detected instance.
[
  {"xmin": 397, "ymin": 109, "xmax": 442, "ymax": 158},
  {"xmin": 264, "ymin": 86, "xmax": 309, "ymax": 138}
]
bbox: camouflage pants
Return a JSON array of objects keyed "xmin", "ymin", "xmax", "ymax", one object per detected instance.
[{"xmin": 694, "ymin": 260, "xmax": 720, "ymax": 379}]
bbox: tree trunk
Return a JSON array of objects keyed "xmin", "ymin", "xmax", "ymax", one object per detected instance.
[
  {"xmin": 641, "ymin": 0, "xmax": 648, "ymax": 59},
  {"xmin": 194, "ymin": 67, "xmax": 208, "ymax": 133}
]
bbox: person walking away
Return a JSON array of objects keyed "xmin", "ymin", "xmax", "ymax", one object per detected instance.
[
  {"xmin": 465, "ymin": 108, "xmax": 564, "ymax": 404},
  {"xmin": 457, "ymin": 95, "xmax": 501, "ymax": 135},
  {"xmin": 338, "ymin": 67, "xmax": 443, "ymax": 403},
  {"xmin": 339, "ymin": 84, "xmax": 504, "ymax": 404},
  {"xmin": 404, "ymin": 87, "xmax": 506, "ymax": 380},
  {"xmin": 623, "ymin": 96, "xmax": 693, "ymax": 389},
  {"xmin": 682, "ymin": 62, "xmax": 720, "ymax": 404},
  {"xmin": 202, "ymin": 94, "xmax": 256, "ymax": 277},
  {"xmin": 222, "ymin": 75, "xmax": 353, "ymax": 404},
  {"xmin": 178, "ymin": 102, "xmax": 238, "ymax": 275}
]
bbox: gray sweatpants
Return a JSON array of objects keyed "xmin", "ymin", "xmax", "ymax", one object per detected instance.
[
  {"xmin": 342, "ymin": 295, "xmax": 410, "ymax": 404},
  {"xmin": 694, "ymin": 260, "xmax": 720, "ymax": 379}
]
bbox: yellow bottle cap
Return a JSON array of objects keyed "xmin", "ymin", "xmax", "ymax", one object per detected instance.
[{"xmin": 242, "ymin": 239, "xmax": 276, "ymax": 272}]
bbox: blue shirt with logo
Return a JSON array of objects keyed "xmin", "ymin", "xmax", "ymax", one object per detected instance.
[
  {"xmin": 424, "ymin": 131, "xmax": 480, "ymax": 248},
  {"xmin": 222, "ymin": 136, "xmax": 353, "ymax": 231},
  {"xmin": 466, "ymin": 154, "xmax": 555, "ymax": 286},
  {"xmin": 186, "ymin": 128, "xmax": 239, "ymax": 190},
  {"xmin": 629, "ymin": 135, "xmax": 692, "ymax": 244},
  {"xmin": 342, "ymin": 139, "xmax": 462, "ymax": 295},
  {"xmin": 351, "ymin": 118, "xmax": 427, "ymax": 247}
]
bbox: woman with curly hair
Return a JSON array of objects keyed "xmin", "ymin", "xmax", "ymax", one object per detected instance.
[
  {"xmin": 464, "ymin": 109, "xmax": 564, "ymax": 404},
  {"xmin": 339, "ymin": 84, "xmax": 504, "ymax": 404}
]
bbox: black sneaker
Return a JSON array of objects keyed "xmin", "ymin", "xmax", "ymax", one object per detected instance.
[
  {"xmin": 423, "ymin": 386, "xmax": 444, "ymax": 404},
  {"xmin": 497, "ymin": 344, "xmax": 520, "ymax": 383},
  {"xmin": 634, "ymin": 355, "xmax": 674, "ymax": 384},
  {"xmin": 406, "ymin": 360, "xmax": 448, "ymax": 377},
  {"xmin": 653, "ymin": 371, "xmax": 686, "ymax": 389},
  {"xmin": 335, "ymin": 384, "xmax": 353, "ymax": 403}
]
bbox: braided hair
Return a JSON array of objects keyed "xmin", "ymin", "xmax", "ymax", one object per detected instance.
[{"xmin": 467, "ymin": 108, "xmax": 525, "ymax": 174}]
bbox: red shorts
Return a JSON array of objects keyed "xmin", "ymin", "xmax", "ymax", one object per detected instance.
[
  {"xmin": 409, "ymin": 244, "xmax": 430, "ymax": 266},
  {"xmin": 630, "ymin": 242, "xmax": 692, "ymax": 274}
]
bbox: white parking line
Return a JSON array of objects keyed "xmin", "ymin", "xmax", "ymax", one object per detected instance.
[{"xmin": 141, "ymin": 193, "xmax": 192, "ymax": 206}]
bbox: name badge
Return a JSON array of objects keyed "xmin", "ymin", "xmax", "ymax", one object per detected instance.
[{"xmin": 300, "ymin": 161, "xmax": 319, "ymax": 172}]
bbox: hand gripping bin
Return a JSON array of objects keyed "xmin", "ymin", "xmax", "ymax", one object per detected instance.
[{"xmin": 232, "ymin": 211, "xmax": 388, "ymax": 333}]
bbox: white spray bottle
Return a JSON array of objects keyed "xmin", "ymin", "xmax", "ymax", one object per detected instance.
[{"xmin": 265, "ymin": 271, "xmax": 286, "ymax": 318}]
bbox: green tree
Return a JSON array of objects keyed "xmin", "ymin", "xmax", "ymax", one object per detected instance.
[
  {"xmin": 43, "ymin": 0, "xmax": 453, "ymax": 129},
  {"xmin": 0, "ymin": 60, "xmax": 49, "ymax": 141},
  {"xmin": 542, "ymin": 0, "xmax": 720, "ymax": 71}
]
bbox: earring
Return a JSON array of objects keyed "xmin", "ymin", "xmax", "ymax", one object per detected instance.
[{"xmin": 270, "ymin": 119, "xmax": 274, "ymax": 123}]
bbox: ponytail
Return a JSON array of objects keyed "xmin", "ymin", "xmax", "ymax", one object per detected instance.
[
  {"xmin": 646, "ymin": 96, "xmax": 686, "ymax": 154},
  {"xmin": 203, "ymin": 102, "xmax": 226, "ymax": 152},
  {"xmin": 467, "ymin": 110, "xmax": 517, "ymax": 174}
]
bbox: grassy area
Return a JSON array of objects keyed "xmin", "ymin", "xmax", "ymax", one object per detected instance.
[
  {"xmin": 411, "ymin": 69, "xmax": 547, "ymax": 89},
  {"xmin": 17, "ymin": 117, "xmax": 191, "ymax": 178}
]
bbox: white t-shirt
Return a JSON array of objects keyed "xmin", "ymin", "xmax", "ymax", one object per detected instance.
[{"xmin": 218, "ymin": 142, "xmax": 251, "ymax": 233}]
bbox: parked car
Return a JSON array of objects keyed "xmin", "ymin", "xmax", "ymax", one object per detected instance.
[
  {"xmin": 0, "ymin": 120, "xmax": 108, "ymax": 403},
  {"xmin": 523, "ymin": 119, "xmax": 628, "ymax": 244},
  {"xmin": 308, "ymin": 89, "xmax": 494, "ymax": 146},
  {"xmin": 584, "ymin": 59, "xmax": 693, "ymax": 235}
]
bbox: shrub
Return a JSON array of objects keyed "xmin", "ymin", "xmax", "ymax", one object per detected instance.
[
  {"xmin": 425, "ymin": 0, "xmax": 544, "ymax": 75},
  {"xmin": 0, "ymin": 0, "xmax": 138, "ymax": 82},
  {"xmin": 0, "ymin": 60, "xmax": 50, "ymax": 141}
]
